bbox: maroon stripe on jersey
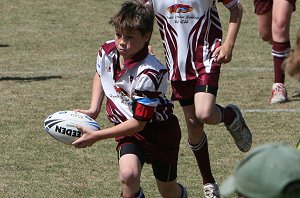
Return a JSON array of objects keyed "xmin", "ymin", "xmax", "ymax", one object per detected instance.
[
  {"xmin": 106, "ymin": 99, "xmax": 128, "ymax": 124},
  {"xmin": 156, "ymin": 13, "xmax": 181, "ymax": 81},
  {"xmin": 210, "ymin": 9, "xmax": 222, "ymax": 30},
  {"xmin": 193, "ymin": 13, "xmax": 208, "ymax": 75},
  {"xmin": 101, "ymin": 41, "xmax": 116, "ymax": 55},
  {"xmin": 186, "ymin": 12, "xmax": 207, "ymax": 80},
  {"xmin": 138, "ymin": 68, "xmax": 167, "ymax": 90},
  {"xmin": 193, "ymin": 8, "xmax": 222, "ymax": 75},
  {"xmin": 206, "ymin": 9, "xmax": 222, "ymax": 75}
]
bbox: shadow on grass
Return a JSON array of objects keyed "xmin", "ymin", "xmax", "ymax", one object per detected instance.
[
  {"xmin": 0, "ymin": 76, "xmax": 62, "ymax": 81},
  {"xmin": 0, "ymin": 44, "xmax": 9, "ymax": 47},
  {"xmin": 289, "ymin": 91, "xmax": 300, "ymax": 102}
]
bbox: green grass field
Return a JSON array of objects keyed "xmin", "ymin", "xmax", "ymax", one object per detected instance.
[{"xmin": 1, "ymin": 0, "xmax": 299, "ymax": 197}]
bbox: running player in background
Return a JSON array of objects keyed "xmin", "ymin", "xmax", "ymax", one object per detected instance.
[
  {"xmin": 73, "ymin": 1, "xmax": 187, "ymax": 197},
  {"xmin": 144, "ymin": 0, "xmax": 252, "ymax": 197},
  {"xmin": 253, "ymin": 0, "xmax": 297, "ymax": 104}
]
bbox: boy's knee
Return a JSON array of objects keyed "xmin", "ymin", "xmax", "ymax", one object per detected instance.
[
  {"xmin": 119, "ymin": 167, "xmax": 140, "ymax": 185},
  {"xmin": 258, "ymin": 30, "xmax": 272, "ymax": 43},
  {"xmin": 195, "ymin": 110, "xmax": 212, "ymax": 124}
]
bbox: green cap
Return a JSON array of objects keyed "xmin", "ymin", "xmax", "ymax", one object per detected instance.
[{"xmin": 220, "ymin": 143, "xmax": 300, "ymax": 198}]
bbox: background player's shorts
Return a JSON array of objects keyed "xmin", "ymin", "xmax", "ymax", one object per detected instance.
[
  {"xmin": 117, "ymin": 114, "xmax": 181, "ymax": 181},
  {"xmin": 171, "ymin": 73, "xmax": 220, "ymax": 104},
  {"xmin": 254, "ymin": 0, "xmax": 296, "ymax": 14}
]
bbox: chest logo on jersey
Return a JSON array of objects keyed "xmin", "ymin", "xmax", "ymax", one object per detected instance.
[
  {"xmin": 168, "ymin": 4, "xmax": 193, "ymax": 14},
  {"xmin": 112, "ymin": 85, "xmax": 132, "ymax": 107}
]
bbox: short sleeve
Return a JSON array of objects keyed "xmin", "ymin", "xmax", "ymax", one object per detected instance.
[
  {"xmin": 96, "ymin": 48, "xmax": 104, "ymax": 76},
  {"xmin": 135, "ymin": 68, "xmax": 168, "ymax": 98}
]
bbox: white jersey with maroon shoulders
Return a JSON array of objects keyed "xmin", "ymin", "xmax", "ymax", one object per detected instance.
[
  {"xmin": 96, "ymin": 40, "xmax": 174, "ymax": 124},
  {"xmin": 146, "ymin": 0, "xmax": 239, "ymax": 81}
]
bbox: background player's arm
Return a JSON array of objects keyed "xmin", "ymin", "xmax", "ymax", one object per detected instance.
[{"xmin": 213, "ymin": 2, "xmax": 243, "ymax": 64}]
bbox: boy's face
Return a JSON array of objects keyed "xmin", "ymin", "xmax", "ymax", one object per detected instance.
[{"xmin": 114, "ymin": 29, "xmax": 150, "ymax": 60}]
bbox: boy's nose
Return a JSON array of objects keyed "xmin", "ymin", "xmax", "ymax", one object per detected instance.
[{"xmin": 118, "ymin": 37, "xmax": 126, "ymax": 45}]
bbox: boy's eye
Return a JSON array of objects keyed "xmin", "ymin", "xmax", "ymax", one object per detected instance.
[
  {"xmin": 125, "ymin": 35, "xmax": 134, "ymax": 39},
  {"xmin": 116, "ymin": 33, "xmax": 122, "ymax": 38}
]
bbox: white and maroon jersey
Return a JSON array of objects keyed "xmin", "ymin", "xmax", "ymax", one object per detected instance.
[
  {"xmin": 146, "ymin": 0, "xmax": 239, "ymax": 81},
  {"xmin": 96, "ymin": 40, "xmax": 174, "ymax": 125}
]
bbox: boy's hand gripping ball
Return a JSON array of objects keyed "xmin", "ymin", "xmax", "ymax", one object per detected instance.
[{"xmin": 44, "ymin": 110, "xmax": 100, "ymax": 145}]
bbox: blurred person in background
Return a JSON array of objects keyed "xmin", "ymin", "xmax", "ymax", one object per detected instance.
[
  {"xmin": 220, "ymin": 143, "xmax": 300, "ymax": 198},
  {"xmin": 282, "ymin": 29, "xmax": 300, "ymax": 81}
]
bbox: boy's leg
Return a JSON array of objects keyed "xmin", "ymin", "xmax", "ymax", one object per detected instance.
[
  {"xmin": 256, "ymin": 12, "xmax": 272, "ymax": 42},
  {"xmin": 194, "ymin": 92, "xmax": 252, "ymax": 152},
  {"xmin": 253, "ymin": 0, "xmax": 272, "ymax": 42},
  {"xmin": 272, "ymin": 0, "xmax": 293, "ymax": 42},
  {"xmin": 181, "ymin": 104, "xmax": 215, "ymax": 185},
  {"xmin": 270, "ymin": 0, "xmax": 293, "ymax": 104},
  {"xmin": 152, "ymin": 161, "xmax": 187, "ymax": 198},
  {"xmin": 156, "ymin": 180, "xmax": 187, "ymax": 198},
  {"xmin": 118, "ymin": 144, "xmax": 144, "ymax": 198},
  {"xmin": 172, "ymin": 81, "xmax": 217, "ymax": 196}
]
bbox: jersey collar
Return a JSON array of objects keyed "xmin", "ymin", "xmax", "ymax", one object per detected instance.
[{"xmin": 122, "ymin": 44, "xmax": 149, "ymax": 70}]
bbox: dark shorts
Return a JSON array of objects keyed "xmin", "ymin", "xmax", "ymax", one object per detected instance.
[
  {"xmin": 171, "ymin": 75, "xmax": 219, "ymax": 106},
  {"xmin": 116, "ymin": 115, "xmax": 181, "ymax": 181},
  {"xmin": 254, "ymin": 0, "xmax": 296, "ymax": 14},
  {"xmin": 118, "ymin": 143, "xmax": 178, "ymax": 182}
]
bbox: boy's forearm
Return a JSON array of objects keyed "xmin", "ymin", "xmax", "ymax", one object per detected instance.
[
  {"xmin": 95, "ymin": 119, "xmax": 147, "ymax": 140},
  {"xmin": 89, "ymin": 73, "xmax": 105, "ymax": 116}
]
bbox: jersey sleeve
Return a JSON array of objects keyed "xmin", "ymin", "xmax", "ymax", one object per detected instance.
[
  {"xmin": 96, "ymin": 40, "xmax": 116, "ymax": 76},
  {"xmin": 96, "ymin": 48, "xmax": 105, "ymax": 76},
  {"xmin": 135, "ymin": 68, "xmax": 168, "ymax": 97},
  {"xmin": 219, "ymin": 0, "xmax": 239, "ymax": 9},
  {"xmin": 132, "ymin": 68, "xmax": 168, "ymax": 121}
]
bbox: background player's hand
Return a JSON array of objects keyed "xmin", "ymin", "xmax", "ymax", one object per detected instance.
[
  {"xmin": 72, "ymin": 125, "xmax": 99, "ymax": 148},
  {"xmin": 148, "ymin": 45, "xmax": 154, "ymax": 56},
  {"xmin": 212, "ymin": 44, "xmax": 233, "ymax": 64}
]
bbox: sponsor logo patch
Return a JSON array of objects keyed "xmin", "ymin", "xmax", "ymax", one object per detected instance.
[{"xmin": 168, "ymin": 4, "xmax": 193, "ymax": 14}]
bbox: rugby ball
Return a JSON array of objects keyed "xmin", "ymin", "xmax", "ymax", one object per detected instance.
[{"xmin": 44, "ymin": 110, "xmax": 100, "ymax": 145}]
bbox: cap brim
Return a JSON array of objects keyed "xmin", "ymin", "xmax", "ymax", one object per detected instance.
[{"xmin": 220, "ymin": 176, "xmax": 237, "ymax": 197}]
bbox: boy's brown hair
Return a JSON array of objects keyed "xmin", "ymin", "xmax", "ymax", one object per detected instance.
[{"xmin": 109, "ymin": 0, "xmax": 154, "ymax": 37}]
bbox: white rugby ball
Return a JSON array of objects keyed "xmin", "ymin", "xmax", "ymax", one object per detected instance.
[{"xmin": 44, "ymin": 110, "xmax": 100, "ymax": 145}]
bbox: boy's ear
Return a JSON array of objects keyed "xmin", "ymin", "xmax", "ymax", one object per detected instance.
[{"xmin": 144, "ymin": 32, "xmax": 152, "ymax": 43}]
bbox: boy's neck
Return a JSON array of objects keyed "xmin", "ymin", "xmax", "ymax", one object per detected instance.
[{"xmin": 118, "ymin": 56, "xmax": 125, "ymax": 70}]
